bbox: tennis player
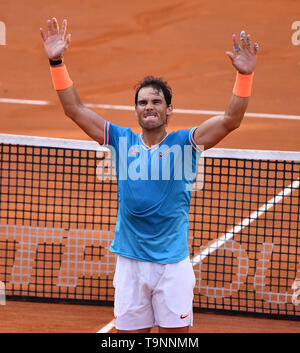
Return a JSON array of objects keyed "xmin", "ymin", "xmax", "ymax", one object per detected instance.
[{"xmin": 40, "ymin": 18, "xmax": 258, "ymax": 333}]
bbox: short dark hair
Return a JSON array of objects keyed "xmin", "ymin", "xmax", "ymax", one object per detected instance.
[{"xmin": 134, "ymin": 76, "xmax": 172, "ymax": 106}]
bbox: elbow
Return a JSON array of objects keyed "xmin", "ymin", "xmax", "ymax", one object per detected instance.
[
  {"xmin": 223, "ymin": 114, "xmax": 242, "ymax": 132},
  {"xmin": 230, "ymin": 120, "xmax": 242, "ymax": 131},
  {"xmin": 64, "ymin": 103, "xmax": 83, "ymax": 120},
  {"xmin": 64, "ymin": 109, "xmax": 76, "ymax": 120}
]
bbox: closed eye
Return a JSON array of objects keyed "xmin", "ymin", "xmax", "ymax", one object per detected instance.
[
  {"xmin": 138, "ymin": 98, "xmax": 163, "ymax": 105},
  {"xmin": 138, "ymin": 100, "xmax": 147, "ymax": 105}
]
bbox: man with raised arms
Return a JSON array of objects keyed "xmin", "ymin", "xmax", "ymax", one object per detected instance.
[{"xmin": 40, "ymin": 18, "xmax": 257, "ymax": 333}]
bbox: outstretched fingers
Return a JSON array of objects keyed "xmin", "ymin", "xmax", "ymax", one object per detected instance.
[
  {"xmin": 47, "ymin": 19, "xmax": 54, "ymax": 37},
  {"xmin": 40, "ymin": 27, "xmax": 47, "ymax": 42},
  {"xmin": 52, "ymin": 17, "xmax": 59, "ymax": 34},
  {"xmin": 244, "ymin": 33, "xmax": 259, "ymax": 55},
  {"xmin": 225, "ymin": 50, "xmax": 235, "ymax": 62},
  {"xmin": 40, "ymin": 18, "xmax": 71, "ymax": 60},
  {"xmin": 228, "ymin": 31, "xmax": 259, "ymax": 57},
  {"xmin": 60, "ymin": 19, "xmax": 67, "ymax": 38},
  {"xmin": 253, "ymin": 42, "xmax": 259, "ymax": 55},
  {"xmin": 232, "ymin": 33, "xmax": 241, "ymax": 53},
  {"xmin": 239, "ymin": 31, "xmax": 253, "ymax": 50},
  {"xmin": 43, "ymin": 18, "xmax": 67, "ymax": 40},
  {"xmin": 225, "ymin": 34, "xmax": 239, "ymax": 63},
  {"xmin": 240, "ymin": 30, "xmax": 247, "ymax": 48},
  {"xmin": 226, "ymin": 30, "xmax": 258, "ymax": 74},
  {"xmin": 246, "ymin": 34, "xmax": 252, "ymax": 48},
  {"xmin": 63, "ymin": 33, "xmax": 71, "ymax": 51}
]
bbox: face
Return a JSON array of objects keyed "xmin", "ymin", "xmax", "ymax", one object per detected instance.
[{"xmin": 135, "ymin": 86, "xmax": 173, "ymax": 130}]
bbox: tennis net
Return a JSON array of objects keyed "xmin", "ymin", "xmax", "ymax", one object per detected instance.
[{"xmin": 0, "ymin": 133, "xmax": 299, "ymax": 319}]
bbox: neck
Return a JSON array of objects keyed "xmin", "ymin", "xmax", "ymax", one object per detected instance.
[{"xmin": 141, "ymin": 128, "xmax": 167, "ymax": 147}]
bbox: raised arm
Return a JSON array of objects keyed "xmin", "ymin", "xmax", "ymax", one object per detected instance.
[
  {"xmin": 193, "ymin": 31, "xmax": 258, "ymax": 150},
  {"xmin": 40, "ymin": 18, "xmax": 105, "ymax": 145}
]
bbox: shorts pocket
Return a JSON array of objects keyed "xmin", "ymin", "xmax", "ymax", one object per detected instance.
[
  {"xmin": 113, "ymin": 256, "xmax": 135, "ymax": 317},
  {"xmin": 163, "ymin": 258, "xmax": 195, "ymax": 315}
]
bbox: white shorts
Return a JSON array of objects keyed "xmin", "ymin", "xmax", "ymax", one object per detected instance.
[{"xmin": 113, "ymin": 255, "xmax": 196, "ymax": 331}]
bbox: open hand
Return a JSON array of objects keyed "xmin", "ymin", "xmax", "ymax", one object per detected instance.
[
  {"xmin": 226, "ymin": 31, "xmax": 258, "ymax": 74},
  {"xmin": 40, "ymin": 18, "xmax": 71, "ymax": 60}
]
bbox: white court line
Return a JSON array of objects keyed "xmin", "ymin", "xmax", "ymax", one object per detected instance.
[
  {"xmin": 97, "ymin": 319, "xmax": 115, "ymax": 333},
  {"xmin": 191, "ymin": 179, "xmax": 300, "ymax": 266},
  {"xmin": 1, "ymin": 98, "xmax": 300, "ymax": 120},
  {"xmin": 0, "ymin": 98, "xmax": 52, "ymax": 106}
]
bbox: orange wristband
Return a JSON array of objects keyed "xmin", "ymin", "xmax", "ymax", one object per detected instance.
[
  {"xmin": 233, "ymin": 72, "xmax": 254, "ymax": 98},
  {"xmin": 50, "ymin": 64, "xmax": 73, "ymax": 90}
]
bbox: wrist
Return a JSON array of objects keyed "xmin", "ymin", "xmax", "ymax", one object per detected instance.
[
  {"xmin": 237, "ymin": 71, "xmax": 253, "ymax": 76},
  {"xmin": 50, "ymin": 63, "xmax": 73, "ymax": 90},
  {"xmin": 233, "ymin": 72, "xmax": 254, "ymax": 97},
  {"xmin": 49, "ymin": 58, "xmax": 63, "ymax": 66}
]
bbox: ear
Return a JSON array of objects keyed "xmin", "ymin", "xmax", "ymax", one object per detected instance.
[{"xmin": 167, "ymin": 104, "xmax": 173, "ymax": 116}]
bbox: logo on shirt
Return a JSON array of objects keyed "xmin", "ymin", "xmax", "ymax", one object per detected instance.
[
  {"xmin": 180, "ymin": 313, "xmax": 190, "ymax": 319},
  {"xmin": 130, "ymin": 147, "xmax": 140, "ymax": 155},
  {"xmin": 159, "ymin": 148, "xmax": 170, "ymax": 158}
]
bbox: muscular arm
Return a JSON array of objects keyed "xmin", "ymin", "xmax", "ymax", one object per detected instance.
[
  {"xmin": 193, "ymin": 31, "xmax": 258, "ymax": 151},
  {"xmin": 40, "ymin": 18, "xmax": 105, "ymax": 145},
  {"xmin": 193, "ymin": 95, "xmax": 248, "ymax": 150},
  {"xmin": 56, "ymin": 84, "xmax": 105, "ymax": 145}
]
